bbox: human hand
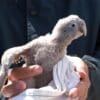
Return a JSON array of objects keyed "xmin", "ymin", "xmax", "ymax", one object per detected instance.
[
  {"xmin": 67, "ymin": 56, "xmax": 91, "ymax": 100},
  {"xmin": 1, "ymin": 65, "xmax": 43, "ymax": 98}
]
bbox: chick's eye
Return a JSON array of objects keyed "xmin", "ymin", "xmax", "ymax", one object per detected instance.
[{"xmin": 71, "ymin": 23, "xmax": 76, "ymax": 27}]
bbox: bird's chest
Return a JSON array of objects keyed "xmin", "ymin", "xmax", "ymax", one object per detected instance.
[{"xmin": 34, "ymin": 46, "xmax": 65, "ymax": 71}]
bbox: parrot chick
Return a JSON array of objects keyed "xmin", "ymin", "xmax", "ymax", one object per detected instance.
[{"xmin": 0, "ymin": 15, "xmax": 87, "ymax": 91}]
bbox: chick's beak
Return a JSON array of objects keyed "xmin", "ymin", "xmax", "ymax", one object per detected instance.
[{"xmin": 79, "ymin": 19, "xmax": 87, "ymax": 36}]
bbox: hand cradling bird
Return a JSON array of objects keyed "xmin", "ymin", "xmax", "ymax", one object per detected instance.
[{"xmin": 0, "ymin": 15, "xmax": 87, "ymax": 98}]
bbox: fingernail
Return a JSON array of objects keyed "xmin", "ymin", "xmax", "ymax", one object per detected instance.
[{"xmin": 16, "ymin": 81, "xmax": 26, "ymax": 90}]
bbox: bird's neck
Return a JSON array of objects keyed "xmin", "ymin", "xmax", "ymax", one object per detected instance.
[{"xmin": 50, "ymin": 33, "xmax": 72, "ymax": 50}]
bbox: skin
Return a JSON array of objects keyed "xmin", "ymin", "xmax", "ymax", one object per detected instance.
[
  {"xmin": 1, "ymin": 57, "xmax": 90, "ymax": 100},
  {"xmin": 67, "ymin": 56, "xmax": 91, "ymax": 100},
  {"xmin": 1, "ymin": 65, "xmax": 43, "ymax": 98}
]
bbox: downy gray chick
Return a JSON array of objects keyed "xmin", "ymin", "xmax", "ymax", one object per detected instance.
[{"xmin": 0, "ymin": 15, "xmax": 87, "ymax": 91}]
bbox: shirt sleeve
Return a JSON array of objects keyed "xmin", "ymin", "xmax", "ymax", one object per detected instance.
[{"xmin": 82, "ymin": 55, "xmax": 100, "ymax": 100}]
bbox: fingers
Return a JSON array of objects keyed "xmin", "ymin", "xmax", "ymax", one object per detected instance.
[
  {"xmin": 68, "ymin": 78, "xmax": 90, "ymax": 100},
  {"xmin": 8, "ymin": 65, "xmax": 43, "ymax": 81},
  {"xmin": 68, "ymin": 85, "xmax": 86, "ymax": 100},
  {"xmin": 1, "ymin": 81, "xmax": 26, "ymax": 98},
  {"xmin": 67, "ymin": 57, "xmax": 91, "ymax": 100},
  {"xmin": 1, "ymin": 65, "xmax": 43, "ymax": 98}
]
